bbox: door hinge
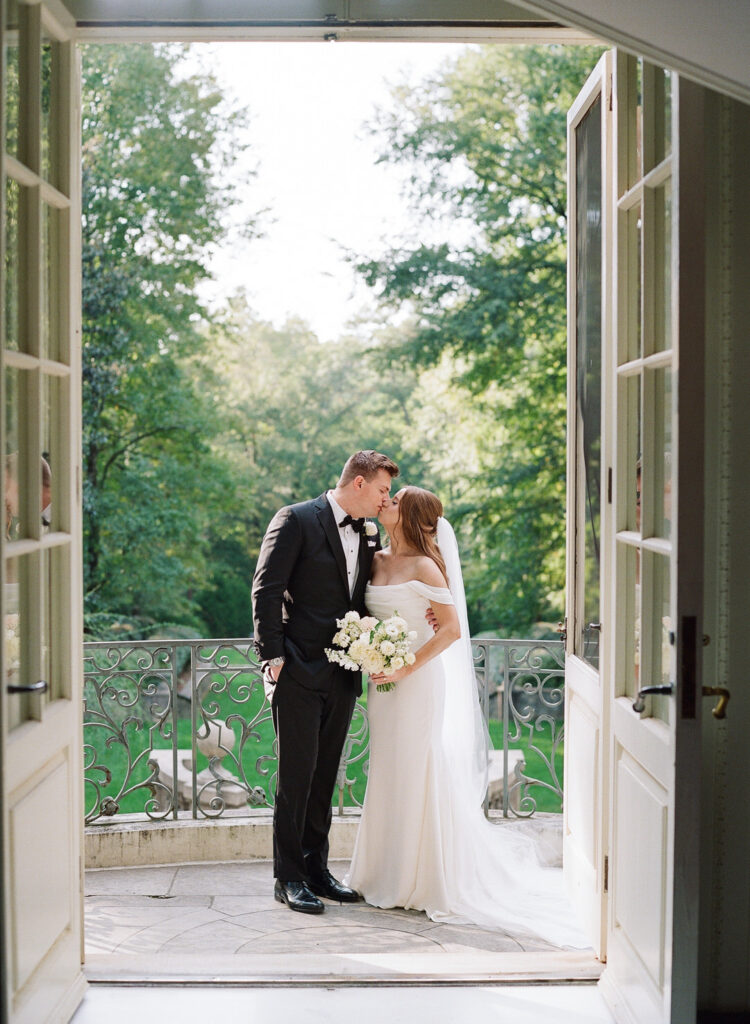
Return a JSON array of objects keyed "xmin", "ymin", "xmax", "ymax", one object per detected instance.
[
  {"xmin": 603, "ymin": 854, "xmax": 609, "ymax": 893},
  {"xmin": 607, "ymin": 466, "xmax": 612, "ymax": 504}
]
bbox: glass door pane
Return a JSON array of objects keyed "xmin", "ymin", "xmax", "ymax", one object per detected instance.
[{"xmin": 574, "ymin": 94, "xmax": 602, "ymax": 668}]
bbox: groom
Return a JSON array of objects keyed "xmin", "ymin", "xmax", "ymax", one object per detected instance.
[{"xmin": 252, "ymin": 450, "xmax": 399, "ymax": 914}]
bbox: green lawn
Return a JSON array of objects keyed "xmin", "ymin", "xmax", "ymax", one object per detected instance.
[{"xmin": 488, "ymin": 719, "xmax": 563, "ymax": 814}]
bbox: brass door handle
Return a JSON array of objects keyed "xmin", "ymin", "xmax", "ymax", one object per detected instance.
[{"xmin": 702, "ymin": 686, "xmax": 730, "ymax": 719}]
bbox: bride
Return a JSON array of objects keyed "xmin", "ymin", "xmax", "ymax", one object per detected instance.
[{"xmin": 345, "ymin": 485, "xmax": 589, "ymax": 949}]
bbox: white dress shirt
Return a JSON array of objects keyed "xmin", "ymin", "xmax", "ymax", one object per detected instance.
[{"xmin": 327, "ymin": 490, "xmax": 359, "ymax": 596}]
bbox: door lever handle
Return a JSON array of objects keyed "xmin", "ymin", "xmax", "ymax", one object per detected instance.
[
  {"xmin": 632, "ymin": 683, "xmax": 674, "ymax": 714},
  {"xmin": 702, "ymin": 686, "xmax": 730, "ymax": 719},
  {"xmin": 6, "ymin": 679, "xmax": 48, "ymax": 695}
]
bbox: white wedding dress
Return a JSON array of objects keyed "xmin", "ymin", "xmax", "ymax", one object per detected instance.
[{"xmin": 345, "ymin": 574, "xmax": 589, "ymax": 949}]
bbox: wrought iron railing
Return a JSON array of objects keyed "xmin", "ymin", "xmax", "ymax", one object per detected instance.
[{"xmin": 83, "ymin": 636, "xmax": 564, "ymax": 825}]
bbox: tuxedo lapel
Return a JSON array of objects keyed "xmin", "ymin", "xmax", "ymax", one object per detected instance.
[
  {"xmin": 353, "ymin": 526, "xmax": 377, "ymax": 605},
  {"xmin": 315, "ymin": 494, "xmax": 349, "ymax": 593}
]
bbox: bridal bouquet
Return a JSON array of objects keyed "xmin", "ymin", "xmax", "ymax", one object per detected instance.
[{"xmin": 325, "ymin": 610, "xmax": 417, "ymax": 692}]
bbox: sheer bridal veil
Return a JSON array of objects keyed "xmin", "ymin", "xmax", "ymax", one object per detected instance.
[
  {"xmin": 434, "ymin": 516, "xmax": 590, "ymax": 948},
  {"xmin": 436, "ymin": 516, "xmax": 491, "ymax": 807}
]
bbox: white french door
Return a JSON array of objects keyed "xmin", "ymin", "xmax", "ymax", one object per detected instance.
[
  {"xmin": 564, "ymin": 50, "xmax": 612, "ymax": 960},
  {"xmin": 567, "ymin": 50, "xmax": 704, "ymax": 1024},
  {"xmin": 1, "ymin": 1, "xmax": 85, "ymax": 1021}
]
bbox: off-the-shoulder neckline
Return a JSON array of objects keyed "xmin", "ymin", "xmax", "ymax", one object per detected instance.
[{"xmin": 367, "ymin": 581, "xmax": 451, "ymax": 592}]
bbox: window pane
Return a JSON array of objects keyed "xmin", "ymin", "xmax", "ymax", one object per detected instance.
[
  {"xmin": 6, "ymin": 0, "xmax": 19, "ymax": 158},
  {"xmin": 651, "ymin": 366, "xmax": 673, "ymax": 541},
  {"xmin": 623, "ymin": 55, "xmax": 644, "ymax": 189},
  {"xmin": 642, "ymin": 551, "xmax": 672, "ymax": 723},
  {"xmin": 5, "ymin": 553, "xmax": 40, "ymax": 729},
  {"xmin": 41, "ymin": 374, "xmax": 62, "ymax": 532},
  {"xmin": 41, "ymin": 33, "xmax": 61, "ymax": 186},
  {"xmin": 635, "ymin": 58, "xmax": 643, "ymax": 182},
  {"xmin": 41, "ymin": 203, "xmax": 61, "ymax": 361},
  {"xmin": 5, "ymin": 177, "xmax": 20, "ymax": 352},
  {"xmin": 653, "ymin": 67, "xmax": 672, "ymax": 166},
  {"xmin": 5, "ymin": 367, "xmax": 21, "ymax": 541},
  {"xmin": 4, "ymin": 367, "xmax": 42, "ymax": 542},
  {"xmin": 617, "ymin": 542, "xmax": 640, "ymax": 700},
  {"xmin": 43, "ymin": 544, "xmax": 69, "ymax": 702},
  {"xmin": 622, "ymin": 205, "xmax": 643, "ymax": 362},
  {"xmin": 653, "ymin": 180, "xmax": 673, "ymax": 354},
  {"xmin": 575, "ymin": 95, "xmax": 602, "ymax": 669},
  {"xmin": 619, "ymin": 373, "xmax": 642, "ymax": 533}
]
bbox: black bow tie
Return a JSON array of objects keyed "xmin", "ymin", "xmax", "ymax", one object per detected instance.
[{"xmin": 339, "ymin": 514, "xmax": 365, "ymax": 534}]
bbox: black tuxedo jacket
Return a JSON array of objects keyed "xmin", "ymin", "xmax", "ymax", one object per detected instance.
[{"xmin": 252, "ymin": 493, "xmax": 380, "ymax": 694}]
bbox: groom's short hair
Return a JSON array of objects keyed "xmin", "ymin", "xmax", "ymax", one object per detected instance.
[{"xmin": 339, "ymin": 450, "xmax": 399, "ymax": 486}]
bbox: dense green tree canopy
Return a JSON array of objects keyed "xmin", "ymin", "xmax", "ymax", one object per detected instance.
[
  {"xmin": 81, "ymin": 44, "xmax": 255, "ymax": 624},
  {"xmin": 357, "ymin": 44, "xmax": 603, "ymax": 633}
]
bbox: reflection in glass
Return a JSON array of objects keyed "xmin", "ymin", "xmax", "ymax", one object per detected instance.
[
  {"xmin": 617, "ymin": 543, "xmax": 640, "ymax": 699},
  {"xmin": 635, "ymin": 58, "xmax": 643, "ymax": 182},
  {"xmin": 652, "ymin": 367, "xmax": 672, "ymax": 540},
  {"xmin": 651, "ymin": 65, "xmax": 672, "ymax": 167},
  {"xmin": 648, "ymin": 552, "xmax": 672, "ymax": 723},
  {"xmin": 626, "ymin": 206, "xmax": 643, "ymax": 361},
  {"xmin": 654, "ymin": 180, "xmax": 673, "ymax": 354},
  {"xmin": 6, "ymin": 0, "xmax": 19, "ymax": 158},
  {"xmin": 575, "ymin": 96, "xmax": 602, "ymax": 670},
  {"xmin": 5, "ymin": 554, "xmax": 30, "ymax": 730},
  {"xmin": 5, "ymin": 177, "xmax": 20, "ymax": 351},
  {"xmin": 621, "ymin": 373, "xmax": 642, "ymax": 533},
  {"xmin": 42, "ymin": 35, "xmax": 57, "ymax": 184},
  {"xmin": 42, "ymin": 375, "xmax": 58, "ymax": 531},
  {"xmin": 4, "ymin": 367, "xmax": 21, "ymax": 542},
  {"xmin": 42, "ymin": 204, "xmax": 60, "ymax": 361}
]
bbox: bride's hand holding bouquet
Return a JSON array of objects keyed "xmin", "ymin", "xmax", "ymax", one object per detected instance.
[{"xmin": 325, "ymin": 610, "xmax": 417, "ymax": 692}]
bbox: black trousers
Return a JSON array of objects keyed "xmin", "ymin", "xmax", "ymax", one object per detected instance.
[{"xmin": 269, "ymin": 667, "xmax": 357, "ymax": 881}]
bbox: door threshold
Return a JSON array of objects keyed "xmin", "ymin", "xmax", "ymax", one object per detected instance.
[{"xmin": 85, "ymin": 950, "xmax": 603, "ymax": 986}]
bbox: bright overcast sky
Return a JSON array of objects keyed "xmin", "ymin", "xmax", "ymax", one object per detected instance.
[{"xmin": 192, "ymin": 42, "xmax": 471, "ymax": 341}]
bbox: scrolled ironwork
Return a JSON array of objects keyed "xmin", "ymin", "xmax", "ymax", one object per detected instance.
[{"xmin": 83, "ymin": 635, "xmax": 565, "ymax": 825}]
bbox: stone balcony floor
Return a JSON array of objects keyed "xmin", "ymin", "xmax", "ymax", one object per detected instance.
[{"xmin": 84, "ymin": 858, "xmax": 600, "ymax": 986}]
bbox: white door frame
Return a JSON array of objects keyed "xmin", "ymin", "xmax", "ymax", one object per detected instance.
[{"xmin": 1, "ymin": 1, "xmax": 85, "ymax": 1020}]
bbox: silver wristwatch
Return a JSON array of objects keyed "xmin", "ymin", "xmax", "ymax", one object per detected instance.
[{"xmin": 265, "ymin": 656, "xmax": 284, "ymax": 667}]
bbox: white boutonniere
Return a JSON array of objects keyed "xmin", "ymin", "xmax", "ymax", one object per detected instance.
[{"xmin": 365, "ymin": 521, "xmax": 379, "ymax": 537}]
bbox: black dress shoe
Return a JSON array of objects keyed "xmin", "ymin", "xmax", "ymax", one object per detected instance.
[
  {"xmin": 307, "ymin": 869, "xmax": 362, "ymax": 903},
  {"xmin": 274, "ymin": 879, "xmax": 325, "ymax": 914}
]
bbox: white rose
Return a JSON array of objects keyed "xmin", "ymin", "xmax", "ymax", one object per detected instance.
[
  {"xmin": 365, "ymin": 521, "xmax": 379, "ymax": 536},
  {"xmin": 359, "ymin": 616, "xmax": 379, "ymax": 631},
  {"xmin": 379, "ymin": 640, "xmax": 396, "ymax": 656},
  {"xmin": 385, "ymin": 624, "xmax": 399, "ymax": 638},
  {"xmin": 344, "ymin": 610, "xmax": 360, "ymax": 623},
  {"xmin": 405, "ymin": 652, "xmax": 416, "ymax": 665},
  {"xmin": 390, "ymin": 616, "xmax": 408, "ymax": 631},
  {"xmin": 349, "ymin": 637, "xmax": 367, "ymax": 660},
  {"xmin": 391, "ymin": 656, "xmax": 404, "ymax": 671}
]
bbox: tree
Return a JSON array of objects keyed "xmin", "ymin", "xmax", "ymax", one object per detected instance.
[
  {"xmin": 193, "ymin": 299, "xmax": 436, "ymax": 636},
  {"xmin": 357, "ymin": 44, "xmax": 603, "ymax": 633},
  {"xmin": 81, "ymin": 44, "xmax": 258, "ymax": 624}
]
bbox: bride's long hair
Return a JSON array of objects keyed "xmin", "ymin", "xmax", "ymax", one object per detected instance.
[{"xmin": 396, "ymin": 486, "xmax": 448, "ymax": 584}]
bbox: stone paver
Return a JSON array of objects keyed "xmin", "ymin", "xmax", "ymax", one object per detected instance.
[{"xmin": 84, "ymin": 858, "xmax": 578, "ymax": 961}]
